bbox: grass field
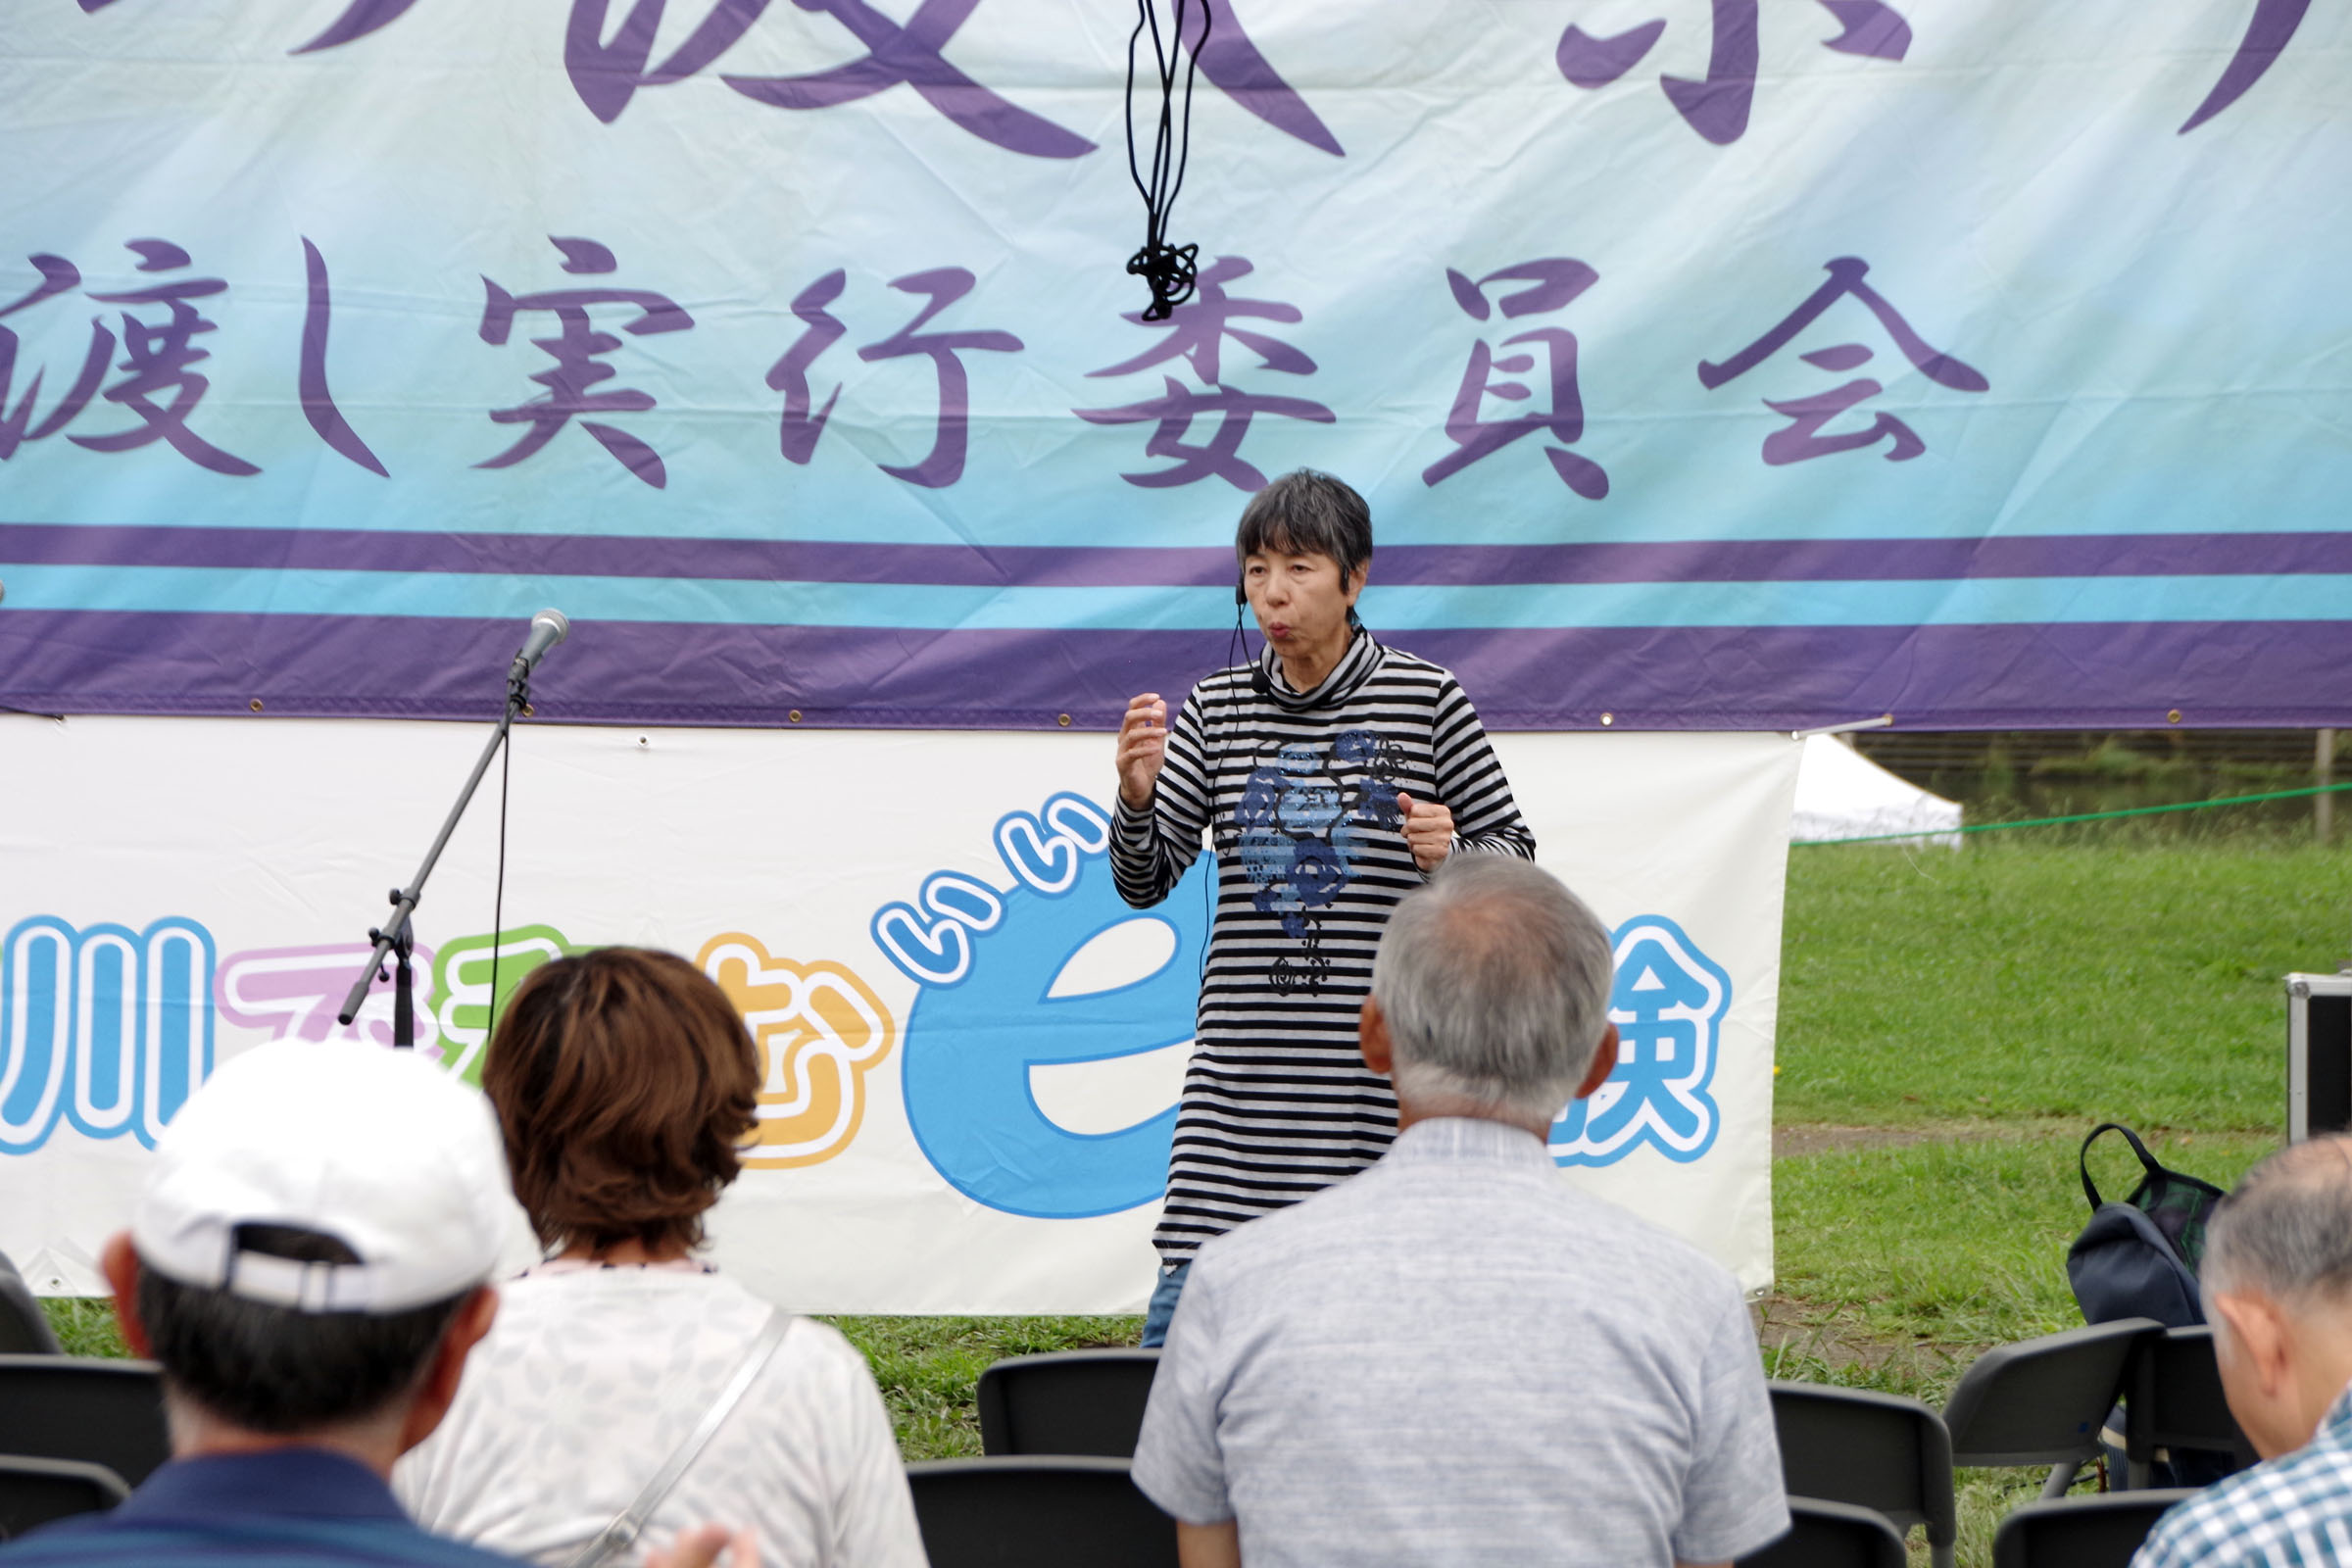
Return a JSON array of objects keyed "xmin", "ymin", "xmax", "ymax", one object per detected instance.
[
  {"xmin": 40, "ymin": 831, "xmax": 2352, "ymax": 1566},
  {"xmin": 1762, "ymin": 833, "xmax": 2340, "ymax": 1562}
]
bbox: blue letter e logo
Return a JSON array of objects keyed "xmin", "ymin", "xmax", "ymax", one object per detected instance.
[{"xmin": 900, "ymin": 853, "xmax": 1209, "ymax": 1218}]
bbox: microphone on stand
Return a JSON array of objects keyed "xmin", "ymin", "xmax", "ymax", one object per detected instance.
[
  {"xmin": 335, "ymin": 609, "xmax": 573, "ymax": 1039},
  {"xmin": 509, "ymin": 609, "xmax": 568, "ymax": 685}
]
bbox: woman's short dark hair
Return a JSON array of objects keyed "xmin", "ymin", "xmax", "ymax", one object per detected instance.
[
  {"xmin": 1235, "ymin": 469, "xmax": 1373, "ymax": 584},
  {"xmin": 484, "ymin": 947, "xmax": 759, "ymax": 1256}
]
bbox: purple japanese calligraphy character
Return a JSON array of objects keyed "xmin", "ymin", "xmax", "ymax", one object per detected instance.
[
  {"xmin": 70, "ymin": 240, "xmax": 259, "ymax": 476},
  {"xmin": 299, "ymin": 239, "xmax": 388, "ymax": 477},
  {"xmin": 1186, "ymin": 0, "xmax": 1341, "ymax": 156},
  {"xmin": 1697, "ymin": 257, "xmax": 1985, "ymax": 466},
  {"xmin": 565, "ymin": 0, "xmax": 768, "ymax": 122},
  {"xmin": 1075, "ymin": 255, "xmax": 1332, "ymax": 490},
  {"xmin": 857, "ymin": 268, "xmax": 1021, "ymax": 488},
  {"xmin": 1817, "ymin": 0, "xmax": 1911, "ymax": 59},
  {"xmin": 0, "ymin": 255, "xmax": 112, "ymax": 461},
  {"xmin": 1086, "ymin": 256, "xmax": 1314, "ymax": 388},
  {"xmin": 770, "ymin": 269, "xmax": 848, "ymax": 465},
  {"xmin": 2181, "ymin": 0, "xmax": 2309, "ymax": 133},
  {"xmin": 564, "ymin": 0, "xmax": 1095, "ymax": 154},
  {"xmin": 1558, "ymin": 0, "xmax": 1907, "ymax": 145},
  {"xmin": 1076, "ymin": 377, "xmax": 1335, "ymax": 490},
  {"xmin": 723, "ymin": 0, "xmax": 1093, "ymax": 158},
  {"xmin": 81, "ymin": 0, "xmax": 417, "ymax": 51},
  {"xmin": 1423, "ymin": 260, "xmax": 1607, "ymax": 500},
  {"xmin": 290, "ymin": 0, "xmax": 421, "ymax": 54},
  {"xmin": 476, "ymin": 236, "xmax": 693, "ymax": 488}
]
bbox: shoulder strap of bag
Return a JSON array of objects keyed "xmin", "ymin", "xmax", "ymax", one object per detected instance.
[
  {"xmin": 2081, "ymin": 1122, "xmax": 2166, "ymax": 1211},
  {"xmin": 567, "ymin": 1306, "xmax": 794, "ymax": 1568}
]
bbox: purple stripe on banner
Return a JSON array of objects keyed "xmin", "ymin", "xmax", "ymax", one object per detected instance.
[
  {"xmin": 7, "ymin": 524, "xmax": 2352, "ymax": 586},
  {"xmin": 4, "ymin": 612, "xmax": 2349, "ymax": 730}
]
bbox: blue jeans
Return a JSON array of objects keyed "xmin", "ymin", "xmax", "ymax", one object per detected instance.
[{"xmin": 1141, "ymin": 1261, "xmax": 1192, "ymax": 1348}]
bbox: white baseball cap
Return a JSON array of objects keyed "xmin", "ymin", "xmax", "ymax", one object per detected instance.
[{"xmin": 132, "ymin": 1037, "xmax": 515, "ymax": 1314}]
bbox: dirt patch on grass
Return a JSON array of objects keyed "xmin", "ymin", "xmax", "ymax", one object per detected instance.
[
  {"xmin": 1773, "ymin": 1123, "xmax": 1946, "ymax": 1158},
  {"xmin": 1770, "ymin": 1119, "xmax": 2065, "ymax": 1158},
  {"xmin": 1753, "ymin": 1293, "xmax": 1977, "ymax": 1384}
]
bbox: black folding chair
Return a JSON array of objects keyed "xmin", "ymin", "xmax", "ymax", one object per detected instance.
[
  {"xmin": 1942, "ymin": 1317, "xmax": 2163, "ymax": 1496},
  {"xmin": 976, "ymin": 1349, "xmax": 1162, "ymax": 1458},
  {"xmin": 0, "ymin": 1253, "xmax": 61, "ymax": 1355},
  {"xmin": 1990, "ymin": 1488, "xmax": 2197, "ymax": 1568},
  {"xmin": 1767, "ymin": 1382, "xmax": 1956, "ymax": 1568},
  {"xmin": 0, "ymin": 1356, "xmax": 171, "ymax": 1487},
  {"xmin": 0, "ymin": 1456, "xmax": 129, "ymax": 1541},
  {"xmin": 2123, "ymin": 1326, "xmax": 2256, "ymax": 1489},
  {"xmin": 905, "ymin": 1456, "xmax": 1178, "ymax": 1568},
  {"xmin": 1739, "ymin": 1495, "xmax": 1909, "ymax": 1568}
]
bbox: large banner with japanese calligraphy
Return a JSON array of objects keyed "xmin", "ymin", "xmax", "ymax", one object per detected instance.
[
  {"xmin": 0, "ymin": 719, "xmax": 1795, "ymax": 1308},
  {"xmin": 1, "ymin": 1, "xmax": 2346, "ymax": 731}
]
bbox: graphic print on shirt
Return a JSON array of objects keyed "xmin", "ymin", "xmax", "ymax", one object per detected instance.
[
  {"xmin": 1234, "ymin": 727, "xmax": 1402, "ymax": 997},
  {"xmin": 1549, "ymin": 916, "xmax": 1729, "ymax": 1166},
  {"xmin": 887, "ymin": 791, "xmax": 1212, "ymax": 1217}
]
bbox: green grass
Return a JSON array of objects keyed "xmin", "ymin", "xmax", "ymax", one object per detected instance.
[
  {"xmin": 1765, "ymin": 833, "xmax": 2347, "ymax": 1562},
  {"xmin": 1779, "ymin": 837, "xmax": 2346, "ymax": 1129},
  {"xmin": 40, "ymin": 835, "xmax": 2351, "ymax": 1564},
  {"xmin": 824, "ymin": 1316, "xmax": 1140, "ymax": 1460},
  {"xmin": 1773, "ymin": 1129, "xmax": 2278, "ymax": 1351},
  {"xmin": 41, "ymin": 1298, "xmax": 129, "ymax": 1358}
]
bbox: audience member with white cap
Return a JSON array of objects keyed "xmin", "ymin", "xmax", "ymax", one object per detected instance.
[{"xmin": 0, "ymin": 1037, "xmax": 750, "ymax": 1568}]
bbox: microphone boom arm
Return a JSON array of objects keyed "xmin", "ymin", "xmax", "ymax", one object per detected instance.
[{"xmin": 334, "ymin": 653, "xmax": 544, "ymax": 1040}]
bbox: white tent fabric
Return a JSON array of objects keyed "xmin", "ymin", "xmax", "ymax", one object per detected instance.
[{"xmin": 1791, "ymin": 735, "xmax": 1964, "ymax": 847}]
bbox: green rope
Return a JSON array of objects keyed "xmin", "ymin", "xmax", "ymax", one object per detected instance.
[{"xmin": 1793, "ymin": 779, "xmax": 2352, "ymax": 848}]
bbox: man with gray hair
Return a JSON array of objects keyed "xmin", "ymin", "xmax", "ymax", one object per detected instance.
[
  {"xmin": 1131, "ymin": 856, "xmax": 1788, "ymax": 1567},
  {"xmin": 2135, "ymin": 1136, "xmax": 2352, "ymax": 1568}
]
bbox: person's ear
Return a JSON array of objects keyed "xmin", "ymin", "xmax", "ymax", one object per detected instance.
[
  {"xmin": 397, "ymin": 1285, "xmax": 499, "ymax": 1456},
  {"xmin": 1344, "ymin": 560, "xmax": 1369, "ymax": 604},
  {"xmin": 101, "ymin": 1233, "xmax": 153, "ymax": 1359},
  {"xmin": 1357, "ymin": 996, "xmax": 1394, "ymax": 1078},
  {"xmin": 2210, "ymin": 1287, "xmax": 2306, "ymax": 1458},
  {"xmin": 2215, "ymin": 1289, "xmax": 2292, "ymax": 1396},
  {"xmin": 1572, "ymin": 1025, "xmax": 1619, "ymax": 1102}
]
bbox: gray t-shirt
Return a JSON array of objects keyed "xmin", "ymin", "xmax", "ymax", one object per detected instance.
[{"xmin": 1132, "ymin": 1116, "xmax": 1788, "ymax": 1567}]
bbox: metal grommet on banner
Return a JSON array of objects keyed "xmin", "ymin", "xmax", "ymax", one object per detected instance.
[
  {"xmin": 788, "ymin": 710, "xmax": 803, "ymax": 723},
  {"xmin": 520, "ymin": 704, "xmax": 534, "ymax": 718},
  {"xmin": 1057, "ymin": 713, "xmax": 1071, "ymax": 727},
  {"xmin": 2168, "ymin": 710, "xmax": 2182, "ymax": 724},
  {"xmin": 249, "ymin": 698, "xmax": 264, "ymax": 712},
  {"xmin": 1600, "ymin": 711, "xmax": 1614, "ymax": 726}
]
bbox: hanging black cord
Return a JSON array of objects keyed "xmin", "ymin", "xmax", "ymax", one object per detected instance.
[{"xmin": 1124, "ymin": 0, "xmax": 1209, "ymax": 320}]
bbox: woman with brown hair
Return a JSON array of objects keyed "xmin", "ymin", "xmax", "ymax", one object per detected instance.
[{"xmin": 395, "ymin": 947, "xmax": 926, "ymax": 1568}]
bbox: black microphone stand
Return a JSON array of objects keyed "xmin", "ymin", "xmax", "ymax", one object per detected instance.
[{"xmin": 335, "ymin": 662, "xmax": 535, "ymax": 1046}]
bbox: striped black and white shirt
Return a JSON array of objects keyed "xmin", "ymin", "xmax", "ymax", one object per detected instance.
[{"xmin": 1111, "ymin": 629, "xmax": 1536, "ymax": 1263}]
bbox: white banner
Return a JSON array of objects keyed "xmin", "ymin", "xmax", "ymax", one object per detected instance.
[{"xmin": 0, "ymin": 716, "xmax": 1795, "ymax": 1309}]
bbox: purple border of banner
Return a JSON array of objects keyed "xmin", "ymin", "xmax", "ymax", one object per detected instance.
[
  {"xmin": 8, "ymin": 524, "xmax": 2352, "ymax": 584},
  {"xmin": 3, "ymin": 610, "xmax": 2347, "ymax": 730}
]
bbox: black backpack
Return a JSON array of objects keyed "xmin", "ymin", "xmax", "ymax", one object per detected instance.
[{"xmin": 2066, "ymin": 1122, "xmax": 2228, "ymax": 1329}]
